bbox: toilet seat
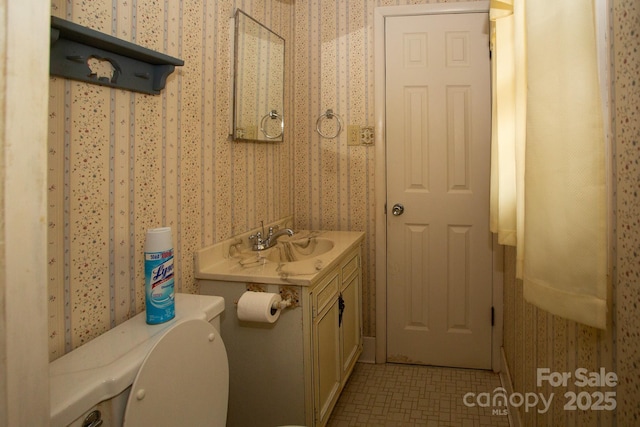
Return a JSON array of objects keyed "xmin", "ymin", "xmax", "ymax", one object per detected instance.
[{"xmin": 123, "ymin": 318, "xmax": 229, "ymax": 427}]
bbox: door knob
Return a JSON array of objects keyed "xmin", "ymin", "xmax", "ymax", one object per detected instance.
[{"xmin": 392, "ymin": 203, "xmax": 404, "ymax": 216}]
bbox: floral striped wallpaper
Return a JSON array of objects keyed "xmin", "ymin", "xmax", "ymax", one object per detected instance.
[
  {"xmin": 611, "ymin": 0, "xmax": 640, "ymax": 422},
  {"xmin": 47, "ymin": 0, "xmax": 295, "ymax": 358},
  {"xmin": 47, "ymin": 0, "xmax": 638, "ymax": 421},
  {"xmin": 292, "ymin": 0, "xmax": 379, "ymax": 338}
]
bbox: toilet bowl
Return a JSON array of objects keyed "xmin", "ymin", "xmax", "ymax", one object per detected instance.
[{"xmin": 50, "ymin": 293, "xmax": 229, "ymax": 427}]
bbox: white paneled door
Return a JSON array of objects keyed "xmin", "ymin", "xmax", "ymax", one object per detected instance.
[{"xmin": 385, "ymin": 12, "xmax": 493, "ymax": 369}]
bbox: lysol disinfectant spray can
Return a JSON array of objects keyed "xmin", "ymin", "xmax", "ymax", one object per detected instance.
[{"xmin": 144, "ymin": 227, "xmax": 175, "ymax": 324}]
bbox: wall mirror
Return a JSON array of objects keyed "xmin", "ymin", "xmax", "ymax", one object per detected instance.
[{"xmin": 233, "ymin": 9, "xmax": 285, "ymax": 142}]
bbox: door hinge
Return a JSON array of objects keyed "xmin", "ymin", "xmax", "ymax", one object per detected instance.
[{"xmin": 491, "ymin": 306, "xmax": 495, "ymax": 326}]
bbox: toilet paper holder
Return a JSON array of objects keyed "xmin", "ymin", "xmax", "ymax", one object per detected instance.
[
  {"xmin": 272, "ymin": 297, "xmax": 292, "ymax": 310},
  {"xmin": 234, "ymin": 289, "xmax": 295, "ymax": 324},
  {"xmin": 236, "ymin": 284, "xmax": 299, "ymax": 311},
  {"xmin": 233, "ymin": 294, "xmax": 293, "ymax": 310}
]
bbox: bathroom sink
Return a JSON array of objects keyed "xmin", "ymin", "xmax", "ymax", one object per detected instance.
[
  {"xmin": 265, "ymin": 237, "xmax": 334, "ymax": 262},
  {"xmin": 232, "ymin": 237, "xmax": 334, "ymax": 267},
  {"xmin": 195, "ymin": 229, "xmax": 365, "ymax": 286}
]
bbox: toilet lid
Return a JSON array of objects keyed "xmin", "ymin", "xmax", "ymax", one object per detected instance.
[{"xmin": 123, "ymin": 318, "xmax": 229, "ymax": 427}]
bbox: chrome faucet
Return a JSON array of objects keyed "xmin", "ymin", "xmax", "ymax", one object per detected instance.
[
  {"xmin": 249, "ymin": 225, "xmax": 295, "ymax": 251},
  {"xmin": 265, "ymin": 227, "xmax": 295, "ymax": 247}
]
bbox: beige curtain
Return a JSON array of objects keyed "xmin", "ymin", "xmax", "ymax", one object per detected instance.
[
  {"xmin": 490, "ymin": 0, "xmax": 608, "ymax": 329},
  {"xmin": 523, "ymin": 0, "xmax": 607, "ymax": 329},
  {"xmin": 489, "ymin": 2, "xmax": 516, "ymax": 246},
  {"xmin": 489, "ymin": 0, "xmax": 526, "ymax": 270}
]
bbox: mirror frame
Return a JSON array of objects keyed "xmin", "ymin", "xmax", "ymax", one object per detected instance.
[{"xmin": 232, "ymin": 9, "xmax": 285, "ymax": 142}]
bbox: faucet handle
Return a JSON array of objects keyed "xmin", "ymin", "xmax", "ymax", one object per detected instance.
[
  {"xmin": 268, "ymin": 225, "xmax": 279, "ymax": 236},
  {"xmin": 249, "ymin": 231, "xmax": 269, "ymax": 251}
]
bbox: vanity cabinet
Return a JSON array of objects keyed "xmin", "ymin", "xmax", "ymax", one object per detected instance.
[
  {"xmin": 197, "ymin": 236, "xmax": 363, "ymax": 427},
  {"xmin": 311, "ymin": 247, "xmax": 362, "ymax": 426}
]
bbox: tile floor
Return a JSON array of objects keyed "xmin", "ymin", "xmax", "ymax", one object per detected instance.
[{"xmin": 327, "ymin": 363, "xmax": 511, "ymax": 427}]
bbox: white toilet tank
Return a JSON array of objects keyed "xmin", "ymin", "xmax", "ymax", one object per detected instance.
[{"xmin": 50, "ymin": 293, "xmax": 229, "ymax": 427}]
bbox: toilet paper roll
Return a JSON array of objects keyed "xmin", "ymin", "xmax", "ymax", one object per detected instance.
[{"xmin": 237, "ymin": 291, "xmax": 282, "ymax": 323}]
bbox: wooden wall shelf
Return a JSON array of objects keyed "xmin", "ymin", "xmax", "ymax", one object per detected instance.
[{"xmin": 50, "ymin": 16, "xmax": 184, "ymax": 95}]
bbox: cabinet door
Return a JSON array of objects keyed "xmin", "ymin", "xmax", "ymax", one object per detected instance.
[
  {"xmin": 340, "ymin": 271, "xmax": 362, "ymax": 380},
  {"xmin": 313, "ymin": 299, "xmax": 341, "ymax": 427}
]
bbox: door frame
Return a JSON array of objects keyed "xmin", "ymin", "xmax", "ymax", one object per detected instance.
[{"xmin": 374, "ymin": 1, "xmax": 504, "ymax": 371}]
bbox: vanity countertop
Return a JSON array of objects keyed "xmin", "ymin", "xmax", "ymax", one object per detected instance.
[{"xmin": 194, "ymin": 230, "xmax": 364, "ymax": 286}]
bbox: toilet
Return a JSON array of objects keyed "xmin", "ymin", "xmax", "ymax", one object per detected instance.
[{"xmin": 50, "ymin": 293, "xmax": 229, "ymax": 427}]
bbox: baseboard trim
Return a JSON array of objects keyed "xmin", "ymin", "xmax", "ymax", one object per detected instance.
[{"xmin": 500, "ymin": 347, "xmax": 521, "ymax": 427}]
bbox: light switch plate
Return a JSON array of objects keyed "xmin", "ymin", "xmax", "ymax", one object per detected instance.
[
  {"xmin": 245, "ymin": 125, "xmax": 257, "ymax": 140},
  {"xmin": 347, "ymin": 125, "xmax": 360, "ymax": 146}
]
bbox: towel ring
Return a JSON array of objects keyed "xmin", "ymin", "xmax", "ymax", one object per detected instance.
[
  {"xmin": 316, "ymin": 109, "xmax": 343, "ymax": 139},
  {"xmin": 260, "ymin": 110, "xmax": 284, "ymax": 139}
]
